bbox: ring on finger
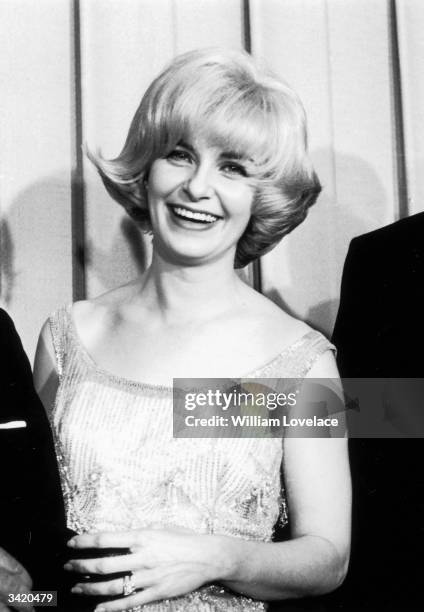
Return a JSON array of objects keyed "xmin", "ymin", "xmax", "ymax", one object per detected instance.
[{"xmin": 122, "ymin": 572, "xmax": 136, "ymax": 597}]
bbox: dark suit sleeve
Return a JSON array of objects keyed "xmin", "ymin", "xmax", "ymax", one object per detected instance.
[
  {"xmin": 1, "ymin": 309, "xmax": 34, "ymax": 393},
  {"xmin": 332, "ymin": 238, "xmax": 370, "ymax": 377},
  {"xmin": 331, "ymin": 234, "xmax": 423, "ymax": 609},
  {"xmin": 0, "ymin": 309, "xmax": 66, "ymax": 590}
]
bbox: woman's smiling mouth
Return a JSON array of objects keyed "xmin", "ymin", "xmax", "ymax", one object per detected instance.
[{"xmin": 168, "ymin": 204, "xmax": 221, "ymax": 225}]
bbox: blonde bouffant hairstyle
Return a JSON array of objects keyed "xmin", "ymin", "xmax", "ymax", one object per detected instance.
[{"xmin": 88, "ymin": 48, "xmax": 321, "ymax": 268}]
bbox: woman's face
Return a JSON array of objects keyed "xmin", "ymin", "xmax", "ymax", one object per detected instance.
[{"xmin": 146, "ymin": 135, "xmax": 255, "ymax": 267}]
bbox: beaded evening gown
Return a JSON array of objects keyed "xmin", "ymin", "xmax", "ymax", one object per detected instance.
[{"xmin": 48, "ymin": 305, "xmax": 333, "ymax": 612}]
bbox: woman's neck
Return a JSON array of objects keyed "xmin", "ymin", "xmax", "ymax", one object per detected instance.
[{"xmin": 137, "ymin": 252, "xmax": 247, "ymax": 325}]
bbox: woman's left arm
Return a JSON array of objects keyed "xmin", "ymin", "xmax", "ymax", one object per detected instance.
[
  {"xmin": 221, "ymin": 350, "xmax": 351, "ymax": 600},
  {"xmin": 66, "ymin": 351, "xmax": 350, "ymax": 609}
]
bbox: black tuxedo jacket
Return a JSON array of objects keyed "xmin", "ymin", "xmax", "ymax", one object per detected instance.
[
  {"xmin": 332, "ymin": 212, "xmax": 424, "ymax": 610},
  {"xmin": 0, "ymin": 308, "xmax": 67, "ymax": 591},
  {"xmin": 333, "ymin": 211, "xmax": 424, "ymax": 377}
]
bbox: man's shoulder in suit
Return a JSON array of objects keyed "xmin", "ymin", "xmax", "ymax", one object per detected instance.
[
  {"xmin": 0, "ymin": 307, "xmax": 34, "ymax": 389},
  {"xmin": 351, "ymin": 211, "xmax": 424, "ymax": 255},
  {"xmin": 333, "ymin": 212, "xmax": 424, "ymax": 376},
  {"xmin": 0, "ymin": 306, "xmax": 19, "ymax": 342}
]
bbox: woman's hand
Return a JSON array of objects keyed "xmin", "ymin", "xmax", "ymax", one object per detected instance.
[{"xmin": 65, "ymin": 528, "xmax": 232, "ymax": 611}]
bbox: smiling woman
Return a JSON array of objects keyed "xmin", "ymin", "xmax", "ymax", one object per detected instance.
[
  {"xmin": 34, "ymin": 48, "xmax": 350, "ymax": 612},
  {"xmin": 87, "ymin": 48, "xmax": 321, "ymax": 268},
  {"xmin": 144, "ymin": 135, "xmax": 255, "ymax": 267}
]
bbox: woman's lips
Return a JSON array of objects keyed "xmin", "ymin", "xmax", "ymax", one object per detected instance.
[{"xmin": 168, "ymin": 204, "xmax": 221, "ymax": 224}]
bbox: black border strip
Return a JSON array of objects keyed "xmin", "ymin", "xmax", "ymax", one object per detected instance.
[
  {"xmin": 243, "ymin": 0, "xmax": 262, "ymax": 292},
  {"xmin": 389, "ymin": 0, "xmax": 409, "ymax": 219},
  {"xmin": 71, "ymin": 0, "xmax": 86, "ymax": 300},
  {"xmin": 243, "ymin": 0, "xmax": 252, "ymax": 54}
]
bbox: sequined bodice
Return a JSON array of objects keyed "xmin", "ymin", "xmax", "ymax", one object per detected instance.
[{"xmin": 49, "ymin": 305, "xmax": 333, "ymax": 611}]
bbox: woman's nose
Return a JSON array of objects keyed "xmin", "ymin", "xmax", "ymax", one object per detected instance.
[{"xmin": 184, "ymin": 166, "xmax": 213, "ymax": 201}]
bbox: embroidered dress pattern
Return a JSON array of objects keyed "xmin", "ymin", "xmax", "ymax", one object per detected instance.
[{"xmin": 49, "ymin": 305, "xmax": 334, "ymax": 611}]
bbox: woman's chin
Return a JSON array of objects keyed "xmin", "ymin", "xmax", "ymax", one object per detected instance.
[{"xmin": 153, "ymin": 241, "xmax": 234, "ymax": 269}]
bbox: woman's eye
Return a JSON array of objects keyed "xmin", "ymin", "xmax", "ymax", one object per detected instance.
[
  {"xmin": 221, "ymin": 163, "xmax": 247, "ymax": 177},
  {"xmin": 166, "ymin": 149, "xmax": 192, "ymax": 163}
]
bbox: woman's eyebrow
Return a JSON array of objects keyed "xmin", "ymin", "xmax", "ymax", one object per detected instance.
[
  {"xmin": 175, "ymin": 141, "xmax": 251, "ymax": 163},
  {"xmin": 219, "ymin": 150, "xmax": 247, "ymax": 161},
  {"xmin": 220, "ymin": 151, "xmax": 256, "ymax": 166},
  {"xmin": 176, "ymin": 139, "xmax": 195, "ymax": 153}
]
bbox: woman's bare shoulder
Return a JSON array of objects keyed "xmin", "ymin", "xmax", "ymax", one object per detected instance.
[
  {"xmin": 242, "ymin": 285, "xmax": 311, "ymax": 340},
  {"xmin": 71, "ymin": 279, "xmax": 143, "ymax": 335}
]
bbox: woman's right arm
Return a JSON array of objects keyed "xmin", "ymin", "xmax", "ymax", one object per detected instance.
[{"xmin": 33, "ymin": 320, "xmax": 59, "ymax": 413}]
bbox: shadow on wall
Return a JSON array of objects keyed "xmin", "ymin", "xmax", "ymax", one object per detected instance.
[
  {"xmin": 85, "ymin": 215, "xmax": 150, "ymax": 293},
  {"xmin": 263, "ymin": 148, "xmax": 391, "ymax": 337},
  {"xmin": 1, "ymin": 173, "xmax": 75, "ymax": 308},
  {"xmin": 0, "ymin": 218, "xmax": 15, "ymax": 305},
  {"xmin": 0, "ymin": 173, "xmax": 150, "ymax": 309}
]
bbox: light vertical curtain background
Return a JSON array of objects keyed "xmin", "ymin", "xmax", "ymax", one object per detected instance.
[{"xmin": 0, "ymin": 0, "xmax": 423, "ymax": 360}]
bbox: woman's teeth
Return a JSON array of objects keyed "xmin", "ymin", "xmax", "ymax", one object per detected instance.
[{"xmin": 172, "ymin": 206, "xmax": 218, "ymax": 223}]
